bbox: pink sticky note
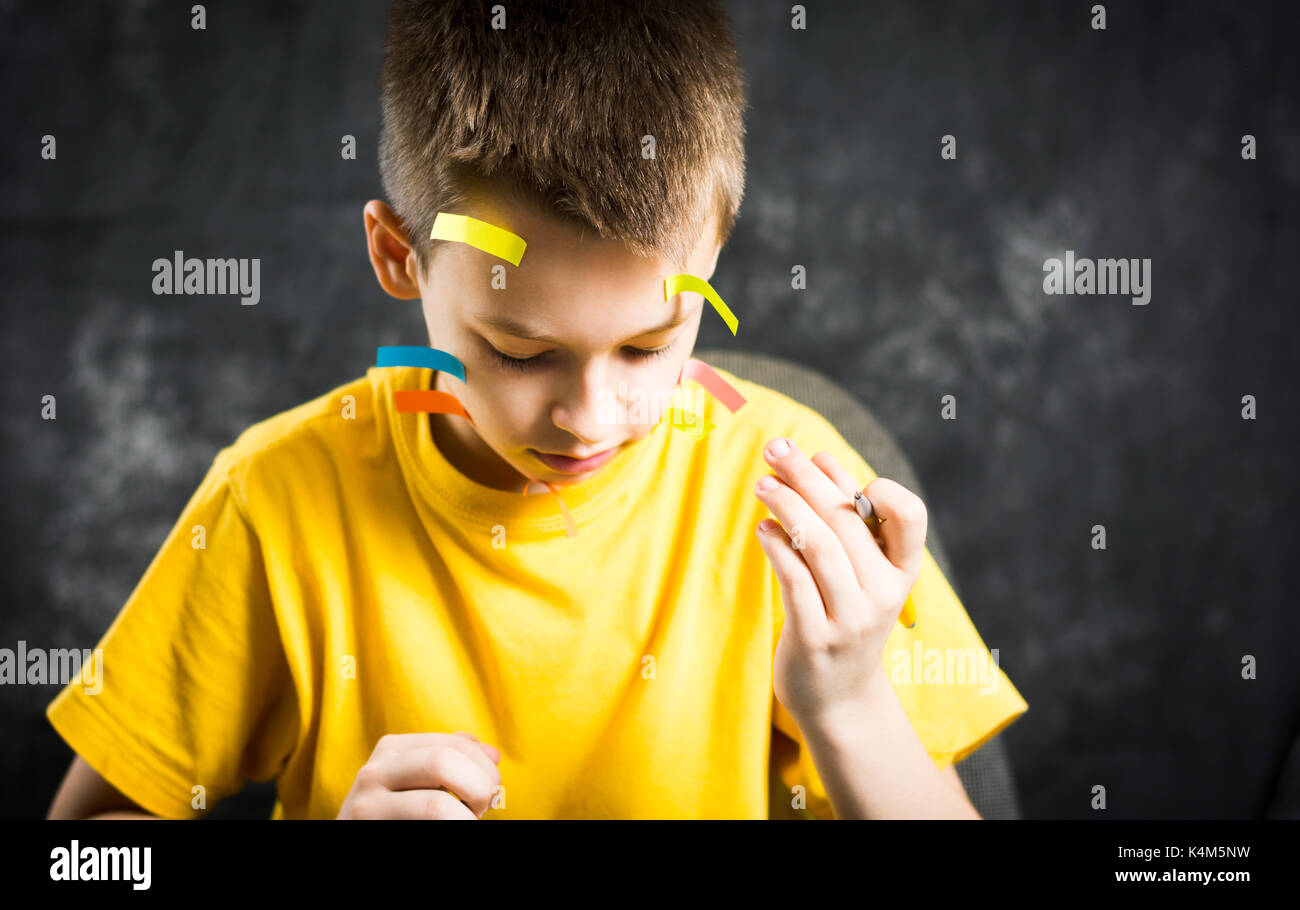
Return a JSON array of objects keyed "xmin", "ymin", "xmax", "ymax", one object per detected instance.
[{"xmin": 678, "ymin": 358, "xmax": 747, "ymax": 413}]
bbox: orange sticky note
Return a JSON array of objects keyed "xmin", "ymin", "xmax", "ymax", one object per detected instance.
[
  {"xmin": 394, "ymin": 390, "xmax": 475, "ymax": 426},
  {"xmin": 522, "ymin": 479, "xmax": 579, "ymax": 537}
]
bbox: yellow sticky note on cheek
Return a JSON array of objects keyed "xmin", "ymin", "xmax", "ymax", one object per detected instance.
[{"xmin": 663, "ymin": 407, "xmax": 715, "ymax": 438}]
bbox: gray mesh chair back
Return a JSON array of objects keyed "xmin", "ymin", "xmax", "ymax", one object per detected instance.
[{"xmin": 696, "ymin": 347, "xmax": 1024, "ymax": 820}]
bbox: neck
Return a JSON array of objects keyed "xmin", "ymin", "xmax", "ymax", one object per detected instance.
[{"xmin": 427, "ymin": 375, "xmax": 531, "ymax": 492}]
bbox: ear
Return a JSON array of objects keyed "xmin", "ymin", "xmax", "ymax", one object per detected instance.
[
  {"xmin": 363, "ymin": 200, "xmax": 422, "ymax": 300},
  {"xmin": 703, "ymin": 240, "xmax": 723, "ymax": 282}
]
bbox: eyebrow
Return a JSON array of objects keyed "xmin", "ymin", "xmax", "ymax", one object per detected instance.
[{"xmin": 473, "ymin": 308, "xmax": 696, "ymax": 344}]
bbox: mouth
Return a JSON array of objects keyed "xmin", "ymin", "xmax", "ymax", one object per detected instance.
[{"xmin": 528, "ymin": 445, "xmax": 623, "ymax": 475}]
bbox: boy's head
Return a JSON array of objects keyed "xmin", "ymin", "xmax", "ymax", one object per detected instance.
[{"xmin": 364, "ymin": 0, "xmax": 747, "ymax": 492}]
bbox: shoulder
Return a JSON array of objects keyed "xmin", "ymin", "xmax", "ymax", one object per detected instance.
[
  {"xmin": 206, "ymin": 369, "xmax": 386, "ymax": 499},
  {"xmin": 692, "ymin": 362, "xmax": 874, "ymax": 477},
  {"xmin": 693, "ymin": 363, "xmax": 836, "ymax": 433}
]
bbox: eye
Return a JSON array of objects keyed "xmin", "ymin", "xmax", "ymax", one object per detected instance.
[
  {"xmin": 631, "ymin": 341, "xmax": 675, "ymax": 361},
  {"xmin": 487, "ymin": 347, "xmax": 545, "ymax": 373},
  {"xmin": 486, "ymin": 340, "xmax": 675, "ymax": 373}
]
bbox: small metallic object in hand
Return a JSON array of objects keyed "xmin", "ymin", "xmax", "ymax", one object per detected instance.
[
  {"xmin": 853, "ymin": 491, "xmax": 915, "ymax": 629},
  {"xmin": 853, "ymin": 490, "xmax": 886, "ymax": 525}
]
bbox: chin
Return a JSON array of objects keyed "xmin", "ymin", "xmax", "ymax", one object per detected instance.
[{"xmin": 535, "ymin": 467, "xmax": 598, "ymax": 485}]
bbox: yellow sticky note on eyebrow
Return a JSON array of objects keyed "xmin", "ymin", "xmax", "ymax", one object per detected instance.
[
  {"xmin": 665, "ymin": 274, "xmax": 738, "ymax": 336},
  {"xmin": 430, "ymin": 212, "xmax": 527, "ymax": 266}
]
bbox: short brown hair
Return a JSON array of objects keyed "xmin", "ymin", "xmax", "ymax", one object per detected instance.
[{"xmin": 378, "ymin": 0, "xmax": 748, "ymax": 271}]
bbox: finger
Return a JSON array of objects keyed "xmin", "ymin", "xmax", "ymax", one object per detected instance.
[
  {"xmin": 454, "ymin": 731, "xmax": 502, "ymax": 764},
  {"xmin": 756, "ymin": 518, "xmax": 829, "ymax": 647},
  {"xmin": 754, "ymin": 474, "xmax": 863, "ymax": 626},
  {"xmin": 378, "ymin": 746, "xmax": 499, "ymax": 817},
  {"xmin": 376, "ymin": 733, "xmax": 502, "ymax": 783},
  {"xmin": 809, "ymin": 450, "xmax": 862, "ymax": 499},
  {"xmin": 861, "ymin": 477, "xmax": 927, "ymax": 580},
  {"xmin": 442, "ymin": 736, "xmax": 503, "ymax": 784},
  {"xmin": 811, "ymin": 451, "xmax": 888, "ymax": 550},
  {"xmin": 367, "ymin": 787, "xmax": 479, "ymax": 820},
  {"xmin": 763, "ymin": 438, "xmax": 895, "ymax": 592}
]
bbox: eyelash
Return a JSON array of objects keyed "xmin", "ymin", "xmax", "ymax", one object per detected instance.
[{"xmin": 487, "ymin": 342, "xmax": 674, "ymax": 373}]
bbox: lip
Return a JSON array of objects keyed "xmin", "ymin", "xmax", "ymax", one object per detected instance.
[{"xmin": 529, "ymin": 445, "xmax": 622, "ymax": 474}]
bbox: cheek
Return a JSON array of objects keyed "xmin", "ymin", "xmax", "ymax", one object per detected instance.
[{"xmin": 470, "ymin": 377, "xmax": 549, "ymax": 439}]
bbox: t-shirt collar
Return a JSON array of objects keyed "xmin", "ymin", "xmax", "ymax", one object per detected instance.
[{"xmin": 379, "ymin": 365, "xmax": 664, "ymax": 539}]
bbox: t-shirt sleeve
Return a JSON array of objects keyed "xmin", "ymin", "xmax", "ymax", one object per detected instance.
[
  {"xmin": 44, "ymin": 448, "xmax": 298, "ymax": 819},
  {"xmin": 767, "ymin": 410, "xmax": 1029, "ymax": 820}
]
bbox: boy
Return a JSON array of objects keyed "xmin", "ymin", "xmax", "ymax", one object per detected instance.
[{"xmin": 46, "ymin": 0, "xmax": 1027, "ymax": 820}]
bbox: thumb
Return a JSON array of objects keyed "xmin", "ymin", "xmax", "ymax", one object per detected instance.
[{"xmin": 454, "ymin": 731, "xmax": 501, "ymax": 764}]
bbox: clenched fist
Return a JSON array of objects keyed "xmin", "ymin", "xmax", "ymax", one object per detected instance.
[{"xmin": 337, "ymin": 731, "xmax": 503, "ymax": 819}]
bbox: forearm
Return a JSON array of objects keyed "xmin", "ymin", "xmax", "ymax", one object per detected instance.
[{"xmin": 801, "ymin": 671, "xmax": 981, "ymax": 820}]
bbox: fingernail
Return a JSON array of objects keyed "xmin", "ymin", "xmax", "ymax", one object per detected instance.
[
  {"xmin": 756, "ymin": 475, "xmax": 778, "ymax": 492},
  {"xmin": 766, "ymin": 438, "xmax": 789, "ymax": 458}
]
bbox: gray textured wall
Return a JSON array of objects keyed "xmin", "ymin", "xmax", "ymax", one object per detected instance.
[{"xmin": 2, "ymin": 0, "xmax": 1297, "ymax": 819}]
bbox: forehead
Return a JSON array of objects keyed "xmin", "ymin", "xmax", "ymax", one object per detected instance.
[
  {"xmin": 431, "ymin": 189, "xmax": 718, "ymax": 337},
  {"xmin": 447, "ymin": 187, "xmax": 716, "ymax": 278}
]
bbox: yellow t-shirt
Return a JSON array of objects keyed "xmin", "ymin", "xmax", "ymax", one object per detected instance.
[{"xmin": 46, "ymin": 362, "xmax": 1028, "ymax": 819}]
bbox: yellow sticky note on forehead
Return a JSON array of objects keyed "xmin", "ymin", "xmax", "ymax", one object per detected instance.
[
  {"xmin": 665, "ymin": 273, "xmax": 738, "ymax": 335},
  {"xmin": 430, "ymin": 212, "xmax": 527, "ymax": 266}
]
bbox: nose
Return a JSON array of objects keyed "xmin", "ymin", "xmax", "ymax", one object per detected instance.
[{"xmin": 551, "ymin": 361, "xmax": 619, "ymax": 446}]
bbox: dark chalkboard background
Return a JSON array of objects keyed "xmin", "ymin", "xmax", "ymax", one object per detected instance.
[{"xmin": 2, "ymin": 0, "xmax": 1297, "ymax": 819}]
